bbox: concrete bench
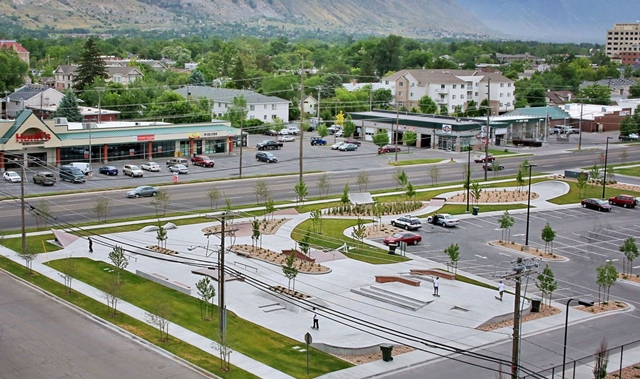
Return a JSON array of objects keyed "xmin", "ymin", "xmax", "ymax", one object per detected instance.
[
  {"xmin": 172, "ymin": 281, "xmax": 191, "ymax": 290},
  {"xmin": 234, "ymin": 250, "xmax": 252, "ymax": 258},
  {"xmin": 375, "ymin": 276, "xmax": 421, "ymax": 287},
  {"xmin": 410, "ymin": 269, "xmax": 455, "ymax": 280},
  {"xmin": 153, "ymin": 273, "xmax": 169, "ymax": 281}
]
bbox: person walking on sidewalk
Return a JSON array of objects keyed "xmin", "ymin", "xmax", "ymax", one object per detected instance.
[
  {"xmin": 88, "ymin": 237, "xmax": 93, "ymax": 253},
  {"xmin": 433, "ymin": 276, "xmax": 439, "ymax": 297},
  {"xmin": 311, "ymin": 308, "xmax": 319, "ymax": 329},
  {"xmin": 497, "ymin": 281, "xmax": 505, "ymax": 301}
]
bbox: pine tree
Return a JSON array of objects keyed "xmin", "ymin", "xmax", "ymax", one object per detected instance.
[
  {"xmin": 53, "ymin": 91, "xmax": 83, "ymax": 122},
  {"xmin": 74, "ymin": 37, "xmax": 107, "ymax": 92}
]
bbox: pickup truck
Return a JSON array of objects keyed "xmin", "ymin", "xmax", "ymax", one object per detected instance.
[
  {"xmin": 310, "ymin": 137, "xmax": 326, "ymax": 146},
  {"xmin": 256, "ymin": 140, "xmax": 283, "ymax": 150}
]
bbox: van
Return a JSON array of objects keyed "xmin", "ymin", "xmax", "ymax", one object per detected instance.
[
  {"xmin": 60, "ymin": 165, "xmax": 86, "ymax": 183},
  {"xmin": 166, "ymin": 158, "xmax": 189, "ymax": 167},
  {"xmin": 69, "ymin": 162, "xmax": 92, "ymax": 175}
]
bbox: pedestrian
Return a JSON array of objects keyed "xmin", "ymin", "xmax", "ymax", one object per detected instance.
[
  {"xmin": 498, "ymin": 280, "xmax": 505, "ymax": 301},
  {"xmin": 433, "ymin": 276, "xmax": 439, "ymax": 297},
  {"xmin": 88, "ymin": 237, "xmax": 93, "ymax": 253},
  {"xmin": 311, "ymin": 308, "xmax": 319, "ymax": 330}
]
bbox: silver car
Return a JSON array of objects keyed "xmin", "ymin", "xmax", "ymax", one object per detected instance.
[
  {"xmin": 126, "ymin": 186, "xmax": 159, "ymax": 198},
  {"xmin": 141, "ymin": 162, "xmax": 161, "ymax": 171},
  {"xmin": 169, "ymin": 164, "xmax": 189, "ymax": 174}
]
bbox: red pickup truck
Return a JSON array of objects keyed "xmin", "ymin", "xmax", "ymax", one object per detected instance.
[{"xmin": 191, "ymin": 155, "xmax": 215, "ymax": 167}]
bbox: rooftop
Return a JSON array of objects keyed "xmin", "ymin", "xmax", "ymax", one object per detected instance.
[{"xmin": 174, "ymin": 86, "xmax": 290, "ymax": 104}]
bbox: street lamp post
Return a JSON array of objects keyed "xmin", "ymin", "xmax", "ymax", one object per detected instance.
[
  {"xmin": 524, "ymin": 164, "xmax": 537, "ymax": 249},
  {"xmin": 562, "ymin": 298, "xmax": 595, "ymax": 379},
  {"xmin": 602, "ymin": 136, "xmax": 612, "ymax": 199}
]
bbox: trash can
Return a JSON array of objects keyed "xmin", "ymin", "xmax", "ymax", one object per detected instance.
[
  {"xmin": 388, "ymin": 244, "xmax": 397, "ymax": 255},
  {"xmin": 472, "ymin": 206, "xmax": 479, "ymax": 216},
  {"xmin": 531, "ymin": 297, "xmax": 542, "ymax": 313},
  {"xmin": 380, "ymin": 344, "xmax": 394, "ymax": 362}
]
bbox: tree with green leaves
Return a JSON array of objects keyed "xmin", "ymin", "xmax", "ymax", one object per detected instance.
[
  {"xmin": 294, "ymin": 180, "xmax": 308, "ymax": 204},
  {"xmin": 593, "ymin": 339, "xmax": 609, "ymax": 379},
  {"xmin": 418, "ymin": 95, "xmax": 438, "ymax": 114},
  {"xmin": 189, "ymin": 69, "xmax": 206, "ymax": 86},
  {"xmin": 253, "ymin": 179, "xmax": 271, "ymax": 205},
  {"xmin": 0, "ymin": 49, "xmax": 28, "ymax": 93},
  {"xmin": 515, "ymin": 167, "xmax": 525, "ymax": 192},
  {"xmin": 310, "ymin": 209, "xmax": 323, "ymax": 234},
  {"xmin": 299, "ymin": 229, "xmax": 311, "ymax": 256},
  {"xmin": 395, "ymin": 169, "xmax": 408, "ymax": 190},
  {"xmin": 282, "ymin": 251, "xmax": 299, "ymax": 291},
  {"xmin": 619, "ymin": 116, "xmax": 637, "ymax": 136},
  {"xmin": 317, "ymin": 123, "xmax": 329, "ymax": 138},
  {"xmin": 596, "ymin": 261, "xmax": 618, "ymax": 304},
  {"xmin": 316, "ymin": 173, "xmax": 331, "ymax": 198},
  {"xmin": 17, "ymin": 248, "xmax": 37, "ymax": 275},
  {"xmin": 231, "ymin": 57, "xmax": 248, "ymax": 89},
  {"xmin": 439, "ymin": 104, "xmax": 449, "ymax": 115},
  {"xmin": 540, "ymin": 223, "xmax": 556, "ymax": 254},
  {"xmin": 429, "ymin": 165, "xmax": 441, "ymax": 186},
  {"xmin": 620, "ymin": 237, "xmax": 639, "ymax": 276},
  {"xmin": 576, "ymin": 172, "xmax": 588, "ymax": 198},
  {"xmin": 147, "ymin": 91, "xmax": 210, "ymax": 124},
  {"xmin": 93, "ymin": 197, "xmax": 111, "ymax": 222},
  {"xmin": 342, "ymin": 115, "xmax": 356, "ymax": 138},
  {"xmin": 156, "ymin": 224, "xmax": 167, "ymax": 248},
  {"xmin": 589, "ymin": 164, "xmax": 601, "ymax": 187},
  {"xmin": 536, "ymin": 266, "xmax": 558, "ymax": 307},
  {"xmin": 74, "ymin": 37, "xmax": 107, "ymax": 91},
  {"xmin": 470, "ymin": 181, "xmax": 482, "ymax": 205},
  {"xmin": 251, "ymin": 218, "xmax": 261, "ymax": 252},
  {"xmin": 264, "ymin": 197, "xmax": 275, "ymax": 220},
  {"xmin": 356, "ymin": 171, "xmax": 369, "ymax": 192},
  {"xmin": 498, "ymin": 210, "xmax": 515, "ymax": 242},
  {"xmin": 108, "ymin": 245, "xmax": 128, "ymax": 284},
  {"xmin": 151, "ymin": 189, "xmax": 171, "ymax": 217},
  {"xmin": 227, "ymin": 95, "xmax": 248, "ymax": 128},
  {"xmin": 405, "ymin": 182, "xmax": 416, "ymax": 200},
  {"xmin": 444, "ymin": 243, "xmax": 460, "ymax": 274},
  {"xmin": 341, "ymin": 182, "xmax": 350, "ymax": 204},
  {"xmin": 196, "ymin": 277, "xmax": 216, "ymax": 321},
  {"xmin": 402, "ymin": 130, "xmax": 417, "ymax": 152},
  {"xmin": 53, "ymin": 91, "xmax": 83, "ymax": 122},
  {"xmin": 207, "ymin": 187, "xmax": 221, "ymax": 210},
  {"xmin": 372, "ymin": 130, "xmax": 390, "ymax": 148},
  {"xmin": 579, "ymin": 83, "xmax": 612, "ymax": 105},
  {"xmin": 351, "ymin": 216, "xmax": 367, "ymax": 247},
  {"xmin": 465, "ymin": 100, "xmax": 478, "ymax": 117}
]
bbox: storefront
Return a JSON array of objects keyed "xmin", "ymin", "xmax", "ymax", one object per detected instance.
[{"xmin": 0, "ymin": 110, "xmax": 241, "ymax": 170}]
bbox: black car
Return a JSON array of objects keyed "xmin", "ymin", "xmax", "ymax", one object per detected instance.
[
  {"xmin": 482, "ymin": 163, "xmax": 504, "ymax": 171},
  {"xmin": 390, "ymin": 215, "xmax": 422, "ymax": 230},
  {"xmin": 581, "ymin": 198, "xmax": 612, "ymax": 212},
  {"xmin": 256, "ymin": 151, "xmax": 278, "ymax": 163},
  {"xmin": 98, "ymin": 165, "xmax": 119, "ymax": 175}
]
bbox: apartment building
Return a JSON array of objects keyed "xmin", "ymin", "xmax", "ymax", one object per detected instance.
[
  {"xmin": 381, "ymin": 69, "xmax": 515, "ymax": 115},
  {"xmin": 605, "ymin": 23, "xmax": 640, "ymax": 64}
]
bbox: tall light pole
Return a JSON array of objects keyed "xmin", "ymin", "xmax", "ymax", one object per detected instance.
[
  {"xmin": 299, "ymin": 57, "xmax": 305, "ymax": 183},
  {"xmin": 524, "ymin": 164, "xmax": 537, "ymax": 249},
  {"xmin": 602, "ymin": 136, "xmax": 612, "ymax": 199},
  {"xmin": 484, "ymin": 77, "xmax": 491, "ymax": 180},
  {"xmin": 577, "ymin": 102, "xmax": 584, "ymax": 150},
  {"xmin": 92, "ymin": 87, "xmax": 104, "ymax": 168},
  {"xmin": 562, "ymin": 298, "xmax": 594, "ymax": 379}
]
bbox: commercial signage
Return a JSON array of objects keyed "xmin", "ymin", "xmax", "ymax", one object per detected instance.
[
  {"xmin": 202, "ymin": 132, "xmax": 219, "ymax": 137},
  {"xmin": 189, "ymin": 132, "xmax": 200, "ymax": 139},
  {"xmin": 441, "ymin": 124, "xmax": 452, "ymax": 134},
  {"xmin": 136, "ymin": 134, "xmax": 155, "ymax": 141},
  {"xmin": 16, "ymin": 131, "xmax": 51, "ymax": 143}
]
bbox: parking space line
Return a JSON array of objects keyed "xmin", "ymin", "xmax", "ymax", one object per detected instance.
[{"xmin": 461, "ymin": 220, "xmax": 485, "ymax": 228}]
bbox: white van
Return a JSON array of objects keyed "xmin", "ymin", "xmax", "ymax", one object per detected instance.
[{"xmin": 69, "ymin": 162, "xmax": 92, "ymax": 175}]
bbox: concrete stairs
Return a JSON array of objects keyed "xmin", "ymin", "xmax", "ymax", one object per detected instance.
[{"xmin": 350, "ymin": 285, "xmax": 432, "ymax": 311}]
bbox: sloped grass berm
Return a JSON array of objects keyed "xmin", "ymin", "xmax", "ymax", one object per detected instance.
[{"xmin": 45, "ymin": 258, "xmax": 353, "ymax": 378}]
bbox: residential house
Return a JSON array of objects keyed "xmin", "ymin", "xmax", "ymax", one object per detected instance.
[
  {"xmin": 101, "ymin": 56, "xmax": 168, "ymax": 71},
  {"xmin": 545, "ymin": 90, "xmax": 575, "ymax": 106},
  {"xmin": 302, "ymin": 95, "xmax": 317, "ymax": 115},
  {"xmin": 380, "ymin": 69, "xmax": 515, "ymax": 115},
  {"xmin": 0, "ymin": 40, "xmax": 29, "ymax": 64},
  {"xmin": 174, "ymin": 86, "xmax": 290, "ymax": 123},
  {"xmin": 3, "ymin": 85, "xmax": 65, "ymax": 119},
  {"xmin": 579, "ymin": 78, "xmax": 636, "ymax": 97},
  {"xmin": 54, "ymin": 65, "xmax": 144, "ymax": 90}
]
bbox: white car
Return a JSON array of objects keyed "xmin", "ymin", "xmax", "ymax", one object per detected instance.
[
  {"xmin": 141, "ymin": 162, "xmax": 161, "ymax": 172},
  {"xmin": 278, "ymin": 135, "xmax": 295, "ymax": 142},
  {"xmin": 335, "ymin": 130, "xmax": 344, "ymax": 137},
  {"xmin": 278, "ymin": 129, "xmax": 292, "ymax": 135},
  {"xmin": 169, "ymin": 164, "xmax": 189, "ymax": 174},
  {"xmin": 331, "ymin": 142, "xmax": 346, "ymax": 150},
  {"xmin": 427, "ymin": 213, "xmax": 460, "ymax": 227},
  {"xmin": 3, "ymin": 171, "xmax": 21, "ymax": 183}
]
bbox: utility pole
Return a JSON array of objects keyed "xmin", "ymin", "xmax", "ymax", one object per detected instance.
[
  {"xmin": 316, "ymin": 86, "xmax": 321, "ymax": 121},
  {"xmin": 577, "ymin": 102, "xmax": 584, "ymax": 150},
  {"xmin": 484, "ymin": 77, "xmax": 491, "ymax": 180},
  {"xmin": 395, "ymin": 108, "xmax": 399, "ymax": 163},
  {"xmin": 20, "ymin": 160, "xmax": 26, "ymax": 255},
  {"xmin": 94, "ymin": 87, "xmax": 104, "ymax": 168},
  {"xmin": 238, "ymin": 125, "xmax": 243, "ymax": 179},
  {"xmin": 299, "ymin": 58, "xmax": 305, "ymax": 183}
]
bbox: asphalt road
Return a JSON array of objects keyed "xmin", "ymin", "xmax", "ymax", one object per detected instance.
[
  {"xmin": 0, "ymin": 138, "xmax": 638, "ymax": 231},
  {"xmin": 0, "ymin": 271, "xmax": 209, "ymax": 379}
]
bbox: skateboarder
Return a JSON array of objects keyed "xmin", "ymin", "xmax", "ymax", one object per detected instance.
[
  {"xmin": 88, "ymin": 237, "xmax": 93, "ymax": 253},
  {"xmin": 311, "ymin": 308, "xmax": 319, "ymax": 329},
  {"xmin": 497, "ymin": 281, "xmax": 505, "ymax": 301},
  {"xmin": 433, "ymin": 276, "xmax": 439, "ymax": 297}
]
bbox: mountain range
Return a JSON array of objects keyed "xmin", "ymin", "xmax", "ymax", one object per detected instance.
[{"xmin": 1, "ymin": 0, "xmax": 637, "ymax": 43}]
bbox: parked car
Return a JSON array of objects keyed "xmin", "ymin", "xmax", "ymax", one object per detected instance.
[
  {"xmin": 264, "ymin": 129, "xmax": 278, "ymax": 136},
  {"xmin": 331, "ymin": 142, "xmax": 346, "ymax": 150},
  {"xmin": 3, "ymin": 171, "xmax": 21, "ymax": 183},
  {"xmin": 327, "ymin": 124, "xmax": 342, "ymax": 135},
  {"xmin": 344, "ymin": 138, "xmax": 361, "ymax": 146},
  {"xmin": 123, "ymin": 164, "xmax": 144, "ymax": 177},
  {"xmin": 166, "ymin": 158, "xmax": 189, "ymax": 167},
  {"xmin": 98, "ymin": 165, "xmax": 119, "ymax": 176},
  {"xmin": 256, "ymin": 140, "xmax": 283, "ymax": 150},
  {"xmin": 474, "ymin": 154, "xmax": 495, "ymax": 163},
  {"xmin": 168, "ymin": 164, "xmax": 189, "ymax": 174},
  {"xmin": 141, "ymin": 162, "xmax": 161, "ymax": 172},
  {"xmin": 69, "ymin": 162, "xmax": 92, "ymax": 175},
  {"xmin": 608, "ymin": 194, "xmax": 638, "ymax": 208},
  {"xmin": 59, "ymin": 165, "xmax": 86, "ymax": 183},
  {"xmin": 285, "ymin": 126, "xmax": 300, "ymax": 135},
  {"xmin": 191, "ymin": 155, "xmax": 215, "ymax": 167},
  {"xmin": 310, "ymin": 137, "xmax": 327, "ymax": 146},
  {"xmin": 278, "ymin": 128, "xmax": 293, "ymax": 135},
  {"xmin": 581, "ymin": 198, "xmax": 612, "ymax": 212},
  {"xmin": 483, "ymin": 163, "xmax": 504, "ymax": 171},
  {"xmin": 335, "ymin": 130, "xmax": 344, "ymax": 137},
  {"xmin": 32, "ymin": 171, "xmax": 56, "ymax": 186},
  {"xmin": 383, "ymin": 232, "xmax": 422, "ymax": 246},
  {"xmin": 618, "ymin": 133, "xmax": 639, "ymax": 141},
  {"xmin": 338, "ymin": 143, "xmax": 358, "ymax": 151},
  {"xmin": 390, "ymin": 215, "xmax": 422, "ymax": 230},
  {"xmin": 277, "ymin": 135, "xmax": 296, "ymax": 142},
  {"xmin": 126, "ymin": 186, "xmax": 159, "ymax": 198},
  {"xmin": 256, "ymin": 151, "xmax": 278, "ymax": 163},
  {"xmin": 379, "ymin": 144, "xmax": 401, "ymax": 153},
  {"xmin": 427, "ymin": 214, "xmax": 460, "ymax": 227}
]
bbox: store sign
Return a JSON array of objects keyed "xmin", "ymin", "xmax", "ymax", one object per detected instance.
[
  {"xmin": 202, "ymin": 132, "xmax": 219, "ymax": 137},
  {"xmin": 136, "ymin": 134, "xmax": 155, "ymax": 141},
  {"xmin": 441, "ymin": 124, "xmax": 452, "ymax": 134},
  {"xmin": 16, "ymin": 131, "xmax": 51, "ymax": 143},
  {"xmin": 189, "ymin": 132, "xmax": 200, "ymax": 139}
]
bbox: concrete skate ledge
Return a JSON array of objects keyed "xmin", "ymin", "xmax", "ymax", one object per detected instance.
[
  {"xmin": 375, "ymin": 276, "xmax": 421, "ymax": 286},
  {"xmin": 311, "ymin": 341, "xmax": 386, "ymax": 356},
  {"xmin": 410, "ymin": 269, "xmax": 455, "ymax": 280}
]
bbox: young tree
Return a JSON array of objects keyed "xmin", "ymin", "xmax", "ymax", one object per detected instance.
[
  {"xmin": 535, "ymin": 266, "xmax": 558, "ymax": 307},
  {"xmin": 74, "ymin": 37, "xmax": 107, "ymax": 91},
  {"xmin": 596, "ymin": 261, "xmax": 618, "ymax": 304},
  {"xmin": 282, "ymin": 251, "xmax": 299, "ymax": 291},
  {"xmin": 576, "ymin": 172, "xmax": 588, "ymax": 199},
  {"xmin": 103, "ymin": 276, "xmax": 122, "ymax": 317},
  {"xmin": 17, "ymin": 248, "xmax": 37, "ymax": 275},
  {"xmin": 341, "ymin": 182, "xmax": 350, "ymax": 204},
  {"xmin": 620, "ymin": 237, "xmax": 639, "ymax": 276},
  {"xmin": 462, "ymin": 163, "xmax": 471, "ymax": 191},
  {"xmin": 621, "ymin": 148, "xmax": 629, "ymax": 164},
  {"xmin": 498, "ymin": 210, "xmax": 515, "ymax": 242},
  {"xmin": 316, "ymin": 173, "xmax": 331, "ymax": 198},
  {"xmin": 444, "ymin": 243, "xmax": 460, "ymax": 274},
  {"xmin": 342, "ymin": 115, "xmax": 356, "ymax": 138},
  {"xmin": 145, "ymin": 300, "xmax": 172, "ymax": 342},
  {"xmin": 299, "ymin": 229, "xmax": 311, "ymax": 256},
  {"xmin": 294, "ymin": 180, "xmax": 308, "ymax": 204},
  {"xmin": 251, "ymin": 218, "xmax": 261, "ymax": 251},
  {"xmin": 405, "ymin": 182, "xmax": 416, "ymax": 200},
  {"xmin": 372, "ymin": 130, "xmax": 390, "ymax": 148},
  {"xmin": 53, "ymin": 91, "xmax": 83, "ymax": 122},
  {"xmin": 310, "ymin": 209, "xmax": 323, "ymax": 234},
  {"xmin": 151, "ymin": 189, "xmax": 171, "ymax": 217},
  {"xmin": 207, "ymin": 187, "xmax": 221, "ymax": 210},
  {"xmin": 491, "ymin": 160, "xmax": 501, "ymax": 179},
  {"xmin": 317, "ymin": 123, "xmax": 329, "ymax": 138},
  {"xmin": 402, "ymin": 130, "xmax": 417, "ymax": 152},
  {"xmin": 356, "ymin": 171, "xmax": 369, "ymax": 192},
  {"xmin": 156, "ymin": 225, "xmax": 167, "ymax": 248},
  {"xmin": 540, "ymin": 223, "xmax": 556, "ymax": 254},
  {"xmin": 253, "ymin": 179, "xmax": 271, "ymax": 205},
  {"xmin": 59, "ymin": 255, "xmax": 78, "ymax": 295},
  {"xmin": 470, "ymin": 181, "xmax": 482, "ymax": 205},
  {"xmin": 33, "ymin": 199, "xmax": 52, "ymax": 230},
  {"xmin": 418, "ymin": 95, "xmax": 438, "ymax": 114},
  {"xmin": 394, "ymin": 169, "xmax": 408, "ymax": 189},
  {"xmin": 589, "ymin": 164, "xmax": 601, "ymax": 187},
  {"xmin": 351, "ymin": 216, "xmax": 367, "ymax": 247},
  {"xmin": 429, "ymin": 165, "xmax": 441, "ymax": 186},
  {"xmin": 108, "ymin": 245, "xmax": 129, "ymax": 284},
  {"xmin": 593, "ymin": 338, "xmax": 609, "ymax": 379},
  {"xmin": 93, "ymin": 197, "xmax": 111, "ymax": 222},
  {"xmin": 264, "ymin": 197, "xmax": 275, "ymax": 220},
  {"xmin": 188, "ymin": 69, "xmax": 206, "ymax": 86},
  {"xmin": 196, "ymin": 277, "xmax": 216, "ymax": 321}
]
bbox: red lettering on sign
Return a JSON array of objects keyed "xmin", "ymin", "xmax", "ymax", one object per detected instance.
[
  {"xmin": 16, "ymin": 131, "xmax": 51, "ymax": 143},
  {"xmin": 137, "ymin": 135, "xmax": 155, "ymax": 141}
]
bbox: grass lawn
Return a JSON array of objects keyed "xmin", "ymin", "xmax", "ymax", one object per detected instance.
[
  {"xmin": 0, "ymin": 233, "xmax": 61, "ymax": 254},
  {"xmin": 0, "ymin": 257, "xmax": 258, "ymax": 379},
  {"xmin": 388, "ymin": 158, "xmax": 444, "ymax": 166},
  {"xmin": 45, "ymin": 258, "xmax": 352, "ymax": 378},
  {"xmin": 291, "ymin": 219, "xmax": 409, "ymax": 264},
  {"xmin": 487, "ymin": 148, "xmax": 517, "ymax": 156},
  {"xmin": 614, "ymin": 167, "xmax": 640, "ymax": 177},
  {"xmin": 547, "ymin": 180, "xmax": 640, "ymax": 205},
  {"xmin": 419, "ymin": 203, "xmax": 530, "ymax": 218}
]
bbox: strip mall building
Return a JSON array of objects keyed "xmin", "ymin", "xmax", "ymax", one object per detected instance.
[{"xmin": 0, "ymin": 110, "xmax": 241, "ymax": 170}]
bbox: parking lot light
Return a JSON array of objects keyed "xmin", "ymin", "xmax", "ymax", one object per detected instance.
[
  {"xmin": 562, "ymin": 298, "xmax": 595, "ymax": 378},
  {"xmin": 602, "ymin": 136, "xmax": 612, "ymax": 199},
  {"xmin": 524, "ymin": 164, "xmax": 537, "ymax": 249}
]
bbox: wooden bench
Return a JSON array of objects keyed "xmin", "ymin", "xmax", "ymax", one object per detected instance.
[{"xmin": 375, "ymin": 276, "xmax": 421, "ymax": 287}]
